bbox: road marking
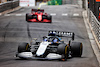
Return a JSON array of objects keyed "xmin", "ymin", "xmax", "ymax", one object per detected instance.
[
  {"xmin": 62, "ymin": 13, "xmax": 68, "ymax": 16},
  {"xmin": 15, "ymin": 14, "xmax": 22, "ymax": 16},
  {"xmin": 4, "ymin": 14, "xmax": 25, "ymax": 16},
  {"xmin": 73, "ymin": 13, "xmax": 79, "ymax": 16},
  {"xmin": 4, "ymin": 13, "xmax": 80, "ymax": 17},
  {"xmin": 4, "ymin": 14, "xmax": 11, "ymax": 16},
  {"xmin": 50, "ymin": 13, "xmax": 56, "ymax": 16}
]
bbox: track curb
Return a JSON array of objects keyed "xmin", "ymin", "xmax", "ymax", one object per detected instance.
[{"xmin": 83, "ymin": 10, "xmax": 100, "ymax": 66}]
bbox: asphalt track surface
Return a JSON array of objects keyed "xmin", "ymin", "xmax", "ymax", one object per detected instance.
[{"xmin": 0, "ymin": 2, "xmax": 99, "ymax": 67}]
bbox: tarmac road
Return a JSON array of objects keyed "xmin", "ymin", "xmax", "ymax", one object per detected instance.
[{"xmin": 0, "ymin": 1, "xmax": 99, "ymax": 67}]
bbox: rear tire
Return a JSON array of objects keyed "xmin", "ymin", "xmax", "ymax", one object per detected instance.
[
  {"xmin": 18, "ymin": 43, "xmax": 30, "ymax": 53},
  {"xmin": 71, "ymin": 42, "xmax": 83, "ymax": 57}
]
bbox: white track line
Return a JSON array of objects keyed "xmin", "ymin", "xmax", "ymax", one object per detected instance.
[
  {"xmin": 4, "ymin": 14, "xmax": 11, "ymax": 16},
  {"xmin": 50, "ymin": 13, "xmax": 56, "ymax": 16},
  {"xmin": 15, "ymin": 14, "xmax": 22, "ymax": 16},
  {"xmin": 4, "ymin": 14, "xmax": 25, "ymax": 16},
  {"xmin": 73, "ymin": 13, "xmax": 79, "ymax": 16},
  {"xmin": 4, "ymin": 13, "xmax": 79, "ymax": 17},
  {"xmin": 62, "ymin": 13, "xmax": 68, "ymax": 16}
]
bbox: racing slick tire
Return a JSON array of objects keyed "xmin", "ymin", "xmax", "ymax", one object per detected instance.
[
  {"xmin": 47, "ymin": 15, "xmax": 52, "ymax": 23},
  {"xmin": 57, "ymin": 44, "xmax": 69, "ymax": 60},
  {"xmin": 70, "ymin": 42, "xmax": 83, "ymax": 57},
  {"xmin": 26, "ymin": 13, "xmax": 32, "ymax": 22},
  {"xmin": 18, "ymin": 43, "xmax": 30, "ymax": 53}
]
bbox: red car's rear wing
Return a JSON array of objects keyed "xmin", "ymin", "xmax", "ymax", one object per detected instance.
[{"xmin": 31, "ymin": 9, "xmax": 44, "ymax": 12}]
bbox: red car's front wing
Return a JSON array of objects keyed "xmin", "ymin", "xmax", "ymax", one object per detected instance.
[{"xmin": 27, "ymin": 19, "xmax": 51, "ymax": 23}]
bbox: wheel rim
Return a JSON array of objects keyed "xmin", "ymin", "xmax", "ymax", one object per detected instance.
[
  {"xmin": 26, "ymin": 43, "xmax": 29, "ymax": 50},
  {"xmin": 65, "ymin": 46, "xmax": 67, "ymax": 54},
  {"xmin": 80, "ymin": 43, "xmax": 83, "ymax": 56}
]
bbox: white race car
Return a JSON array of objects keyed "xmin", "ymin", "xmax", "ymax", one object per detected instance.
[{"xmin": 16, "ymin": 31, "xmax": 83, "ymax": 61}]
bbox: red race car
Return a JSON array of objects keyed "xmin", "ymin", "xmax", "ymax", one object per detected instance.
[{"xmin": 26, "ymin": 9, "xmax": 52, "ymax": 23}]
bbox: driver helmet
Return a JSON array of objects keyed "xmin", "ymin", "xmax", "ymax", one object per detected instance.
[{"xmin": 53, "ymin": 38, "xmax": 58, "ymax": 43}]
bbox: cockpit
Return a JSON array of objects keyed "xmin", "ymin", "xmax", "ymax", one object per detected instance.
[{"xmin": 43, "ymin": 36, "xmax": 61, "ymax": 43}]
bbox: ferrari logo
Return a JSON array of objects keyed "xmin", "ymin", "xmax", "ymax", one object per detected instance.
[{"xmin": 38, "ymin": 15, "xmax": 42, "ymax": 21}]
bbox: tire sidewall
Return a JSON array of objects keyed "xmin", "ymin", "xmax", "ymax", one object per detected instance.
[
  {"xmin": 57, "ymin": 44, "xmax": 69, "ymax": 59},
  {"xmin": 18, "ymin": 43, "xmax": 30, "ymax": 53},
  {"xmin": 71, "ymin": 42, "xmax": 83, "ymax": 57}
]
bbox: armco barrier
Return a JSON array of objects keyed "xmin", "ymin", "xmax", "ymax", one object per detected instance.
[
  {"xmin": 0, "ymin": 1, "xmax": 19, "ymax": 12},
  {"xmin": 88, "ymin": 9, "xmax": 100, "ymax": 47}
]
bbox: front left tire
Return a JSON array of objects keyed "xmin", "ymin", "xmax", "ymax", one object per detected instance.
[
  {"xmin": 18, "ymin": 43, "xmax": 30, "ymax": 53},
  {"xmin": 48, "ymin": 15, "xmax": 52, "ymax": 23},
  {"xmin": 26, "ymin": 13, "xmax": 33, "ymax": 21}
]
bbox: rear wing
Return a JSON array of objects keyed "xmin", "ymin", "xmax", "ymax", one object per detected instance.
[
  {"xmin": 48, "ymin": 30, "xmax": 75, "ymax": 40},
  {"xmin": 31, "ymin": 9, "xmax": 44, "ymax": 12}
]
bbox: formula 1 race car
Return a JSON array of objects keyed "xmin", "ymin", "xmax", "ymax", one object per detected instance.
[
  {"xmin": 26, "ymin": 9, "xmax": 52, "ymax": 23},
  {"xmin": 16, "ymin": 31, "xmax": 83, "ymax": 61}
]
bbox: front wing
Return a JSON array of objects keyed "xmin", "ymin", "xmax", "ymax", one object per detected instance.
[
  {"xmin": 27, "ymin": 18, "xmax": 51, "ymax": 23},
  {"xmin": 16, "ymin": 52, "xmax": 62, "ymax": 60}
]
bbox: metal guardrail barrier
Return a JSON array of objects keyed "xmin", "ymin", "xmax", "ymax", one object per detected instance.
[
  {"xmin": 83, "ymin": 0, "xmax": 100, "ymax": 21},
  {"xmin": 88, "ymin": 9, "xmax": 100, "ymax": 45},
  {"xmin": 88, "ymin": 0, "xmax": 100, "ymax": 21},
  {"xmin": 0, "ymin": 1, "xmax": 19, "ymax": 12}
]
